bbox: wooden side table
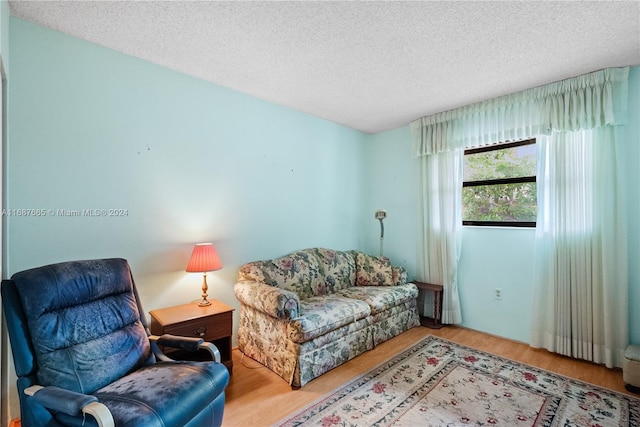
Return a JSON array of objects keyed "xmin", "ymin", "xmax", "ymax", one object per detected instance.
[
  {"xmin": 413, "ymin": 281, "xmax": 444, "ymax": 329},
  {"xmin": 150, "ymin": 300, "xmax": 234, "ymax": 374}
]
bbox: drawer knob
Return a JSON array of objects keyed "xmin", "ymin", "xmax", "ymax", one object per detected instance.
[{"xmin": 193, "ymin": 326, "xmax": 207, "ymax": 337}]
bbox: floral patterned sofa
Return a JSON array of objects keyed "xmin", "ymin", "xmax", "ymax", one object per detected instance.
[{"xmin": 234, "ymin": 248, "xmax": 420, "ymax": 388}]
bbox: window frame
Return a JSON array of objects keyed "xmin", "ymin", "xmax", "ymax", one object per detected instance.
[{"xmin": 462, "ymin": 138, "xmax": 537, "ymax": 228}]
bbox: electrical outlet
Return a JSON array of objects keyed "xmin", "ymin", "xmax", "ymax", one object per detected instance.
[{"xmin": 494, "ymin": 288, "xmax": 503, "ymax": 300}]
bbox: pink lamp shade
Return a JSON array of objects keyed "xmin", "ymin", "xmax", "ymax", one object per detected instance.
[
  {"xmin": 186, "ymin": 243, "xmax": 222, "ymax": 273},
  {"xmin": 186, "ymin": 243, "xmax": 222, "ymax": 306}
]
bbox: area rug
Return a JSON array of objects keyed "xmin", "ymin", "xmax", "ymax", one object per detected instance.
[{"xmin": 275, "ymin": 336, "xmax": 640, "ymax": 427}]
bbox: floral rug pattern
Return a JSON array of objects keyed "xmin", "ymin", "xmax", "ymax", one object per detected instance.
[{"xmin": 275, "ymin": 336, "xmax": 640, "ymax": 427}]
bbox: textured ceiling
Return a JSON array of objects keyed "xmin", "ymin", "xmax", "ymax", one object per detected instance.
[{"xmin": 8, "ymin": 1, "xmax": 640, "ymax": 133}]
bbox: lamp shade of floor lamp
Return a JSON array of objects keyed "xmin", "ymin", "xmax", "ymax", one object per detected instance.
[{"xmin": 186, "ymin": 243, "xmax": 223, "ymax": 307}]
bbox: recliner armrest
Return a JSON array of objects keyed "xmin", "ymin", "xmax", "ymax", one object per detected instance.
[
  {"xmin": 25, "ymin": 385, "xmax": 114, "ymax": 427},
  {"xmin": 154, "ymin": 334, "xmax": 204, "ymax": 351},
  {"xmin": 149, "ymin": 334, "xmax": 222, "ymax": 363},
  {"xmin": 198, "ymin": 341, "xmax": 222, "ymax": 363}
]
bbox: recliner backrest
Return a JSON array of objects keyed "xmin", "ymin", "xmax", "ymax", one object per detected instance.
[{"xmin": 10, "ymin": 258, "xmax": 153, "ymax": 394}]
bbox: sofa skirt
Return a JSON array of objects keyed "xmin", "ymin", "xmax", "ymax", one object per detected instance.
[
  {"xmin": 238, "ymin": 300, "xmax": 420, "ymax": 387},
  {"xmin": 237, "ymin": 304, "xmax": 373, "ymax": 387},
  {"xmin": 370, "ymin": 300, "xmax": 420, "ymax": 345}
]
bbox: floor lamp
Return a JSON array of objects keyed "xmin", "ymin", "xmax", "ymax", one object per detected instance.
[{"xmin": 375, "ymin": 210, "xmax": 387, "ymax": 258}]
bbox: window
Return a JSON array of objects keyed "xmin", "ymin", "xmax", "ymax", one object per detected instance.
[{"xmin": 462, "ymin": 139, "xmax": 536, "ymax": 227}]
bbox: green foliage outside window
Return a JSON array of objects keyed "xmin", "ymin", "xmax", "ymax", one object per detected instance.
[{"xmin": 463, "ymin": 141, "xmax": 537, "ymax": 225}]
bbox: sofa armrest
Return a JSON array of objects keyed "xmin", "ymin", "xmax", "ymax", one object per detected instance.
[
  {"xmin": 392, "ymin": 265, "xmax": 409, "ymax": 285},
  {"xmin": 235, "ymin": 280, "xmax": 300, "ymax": 319}
]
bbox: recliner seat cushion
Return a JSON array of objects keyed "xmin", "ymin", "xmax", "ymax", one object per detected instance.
[{"xmin": 55, "ymin": 361, "xmax": 229, "ymax": 427}]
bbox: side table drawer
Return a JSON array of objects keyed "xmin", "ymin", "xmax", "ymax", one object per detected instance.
[{"xmin": 165, "ymin": 311, "xmax": 232, "ymax": 341}]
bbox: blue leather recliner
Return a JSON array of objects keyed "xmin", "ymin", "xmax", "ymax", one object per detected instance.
[{"xmin": 1, "ymin": 258, "xmax": 230, "ymax": 427}]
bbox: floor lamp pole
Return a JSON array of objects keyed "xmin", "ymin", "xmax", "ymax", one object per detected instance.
[{"xmin": 378, "ymin": 218, "xmax": 384, "ymax": 258}]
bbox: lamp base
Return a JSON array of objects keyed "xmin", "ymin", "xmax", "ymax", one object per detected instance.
[{"xmin": 198, "ymin": 273, "xmax": 212, "ymax": 307}]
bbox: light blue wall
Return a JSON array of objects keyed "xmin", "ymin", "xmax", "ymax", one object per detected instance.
[
  {"xmin": 0, "ymin": 0, "xmax": 8, "ymax": 69},
  {"xmin": 6, "ymin": 17, "xmax": 369, "ymax": 328},
  {"xmin": 457, "ymin": 227, "xmax": 534, "ymax": 341},
  {"xmin": 365, "ymin": 125, "xmax": 418, "ymax": 272},
  {"xmin": 369, "ymin": 66, "xmax": 640, "ymax": 344}
]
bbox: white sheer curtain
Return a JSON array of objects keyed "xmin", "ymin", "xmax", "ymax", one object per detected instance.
[
  {"xmin": 411, "ymin": 67, "xmax": 629, "ymax": 343},
  {"xmin": 417, "ymin": 149, "xmax": 463, "ymax": 324},
  {"xmin": 531, "ymin": 127, "xmax": 628, "ymax": 368}
]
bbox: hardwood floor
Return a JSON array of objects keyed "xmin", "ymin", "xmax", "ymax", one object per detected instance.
[{"xmin": 222, "ymin": 325, "xmax": 635, "ymax": 426}]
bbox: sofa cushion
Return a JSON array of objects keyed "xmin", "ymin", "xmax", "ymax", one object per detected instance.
[
  {"xmin": 339, "ymin": 283, "xmax": 419, "ymax": 315},
  {"xmin": 314, "ymin": 248, "xmax": 356, "ymax": 292},
  {"xmin": 287, "ymin": 295, "xmax": 371, "ymax": 343},
  {"xmin": 238, "ymin": 250, "xmax": 327, "ymax": 299},
  {"xmin": 355, "ymin": 253, "xmax": 394, "ymax": 286}
]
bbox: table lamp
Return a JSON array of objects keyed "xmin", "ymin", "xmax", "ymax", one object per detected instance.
[{"xmin": 186, "ymin": 243, "xmax": 222, "ymax": 307}]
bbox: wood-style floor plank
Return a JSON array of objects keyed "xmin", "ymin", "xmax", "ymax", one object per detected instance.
[{"xmin": 222, "ymin": 326, "xmax": 634, "ymax": 426}]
